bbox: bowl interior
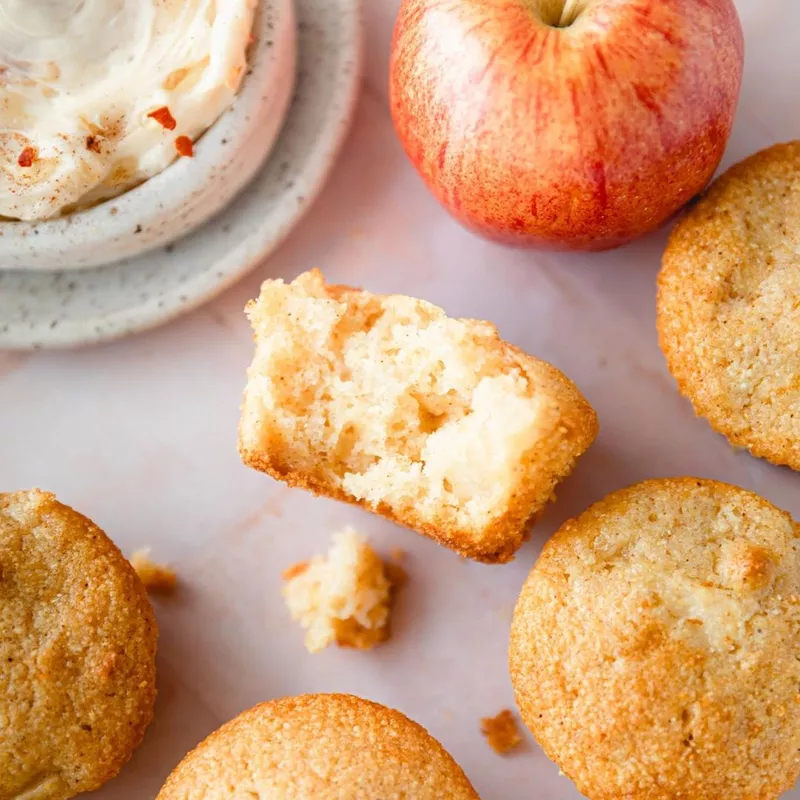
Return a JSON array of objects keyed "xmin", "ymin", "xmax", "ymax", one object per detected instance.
[{"xmin": 0, "ymin": 0, "xmax": 297, "ymax": 272}]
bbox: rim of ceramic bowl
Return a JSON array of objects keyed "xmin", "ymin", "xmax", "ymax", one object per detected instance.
[{"xmin": 0, "ymin": 0, "xmax": 296, "ymax": 272}]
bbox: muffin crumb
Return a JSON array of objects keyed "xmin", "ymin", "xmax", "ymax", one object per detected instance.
[
  {"xmin": 130, "ymin": 549, "xmax": 177, "ymax": 595},
  {"xmin": 282, "ymin": 528, "xmax": 396, "ymax": 653},
  {"xmin": 480, "ymin": 709, "xmax": 523, "ymax": 755}
]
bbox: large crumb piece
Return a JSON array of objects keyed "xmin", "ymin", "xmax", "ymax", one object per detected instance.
[
  {"xmin": 130, "ymin": 549, "xmax": 177, "ymax": 595},
  {"xmin": 481, "ymin": 709, "xmax": 523, "ymax": 755},
  {"xmin": 239, "ymin": 269, "xmax": 598, "ymax": 563},
  {"xmin": 282, "ymin": 527, "xmax": 394, "ymax": 653}
]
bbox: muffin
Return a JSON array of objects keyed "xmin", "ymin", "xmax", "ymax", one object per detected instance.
[
  {"xmin": 0, "ymin": 490, "xmax": 158, "ymax": 799},
  {"xmin": 658, "ymin": 142, "xmax": 800, "ymax": 469},
  {"xmin": 240, "ymin": 269, "xmax": 598, "ymax": 563},
  {"xmin": 157, "ymin": 693, "xmax": 479, "ymax": 798},
  {"xmin": 510, "ymin": 478, "xmax": 800, "ymax": 800}
]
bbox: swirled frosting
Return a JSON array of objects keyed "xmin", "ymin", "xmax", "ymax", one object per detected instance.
[{"xmin": 0, "ymin": 0, "xmax": 256, "ymax": 221}]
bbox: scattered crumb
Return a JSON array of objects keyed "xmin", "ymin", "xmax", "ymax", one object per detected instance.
[
  {"xmin": 481, "ymin": 709, "xmax": 523, "ymax": 755},
  {"xmin": 130, "ymin": 549, "xmax": 177, "ymax": 595},
  {"xmin": 282, "ymin": 527, "xmax": 400, "ymax": 653}
]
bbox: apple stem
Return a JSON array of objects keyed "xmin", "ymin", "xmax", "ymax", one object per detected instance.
[{"xmin": 557, "ymin": 0, "xmax": 581, "ymax": 27}]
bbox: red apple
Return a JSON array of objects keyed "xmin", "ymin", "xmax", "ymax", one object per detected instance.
[{"xmin": 389, "ymin": 0, "xmax": 744, "ymax": 251}]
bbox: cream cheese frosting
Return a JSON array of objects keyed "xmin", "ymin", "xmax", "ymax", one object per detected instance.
[{"xmin": 0, "ymin": 0, "xmax": 256, "ymax": 221}]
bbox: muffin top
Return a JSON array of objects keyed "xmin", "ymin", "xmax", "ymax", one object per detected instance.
[
  {"xmin": 158, "ymin": 693, "xmax": 479, "ymax": 799},
  {"xmin": 0, "ymin": 489, "xmax": 157, "ymax": 799},
  {"xmin": 658, "ymin": 141, "xmax": 800, "ymax": 469},
  {"xmin": 510, "ymin": 478, "xmax": 800, "ymax": 800}
]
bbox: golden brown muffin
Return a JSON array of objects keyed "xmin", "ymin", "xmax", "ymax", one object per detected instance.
[
  {"xmin": 0, "ymin": 490, "xmax": 158, "ymax": 800},
  {"xmin": 239, "ymin": 270, "xmax": 598, "ymax": 563},
  {"xmin": 510, "ymin": 478, "xmax": 800, "ymax": 800},
  {"xmin": 658, "ymin": 142, "xmax": 800, "ymax": 469},
  {"xmin": 157, "ymin": 693, "xmax": 479, "ymax": 799}
]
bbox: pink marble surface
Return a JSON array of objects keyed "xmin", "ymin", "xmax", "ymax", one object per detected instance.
[{"xmin": 2, "ymin": 1, "xmax": 800, "ymax": 797}]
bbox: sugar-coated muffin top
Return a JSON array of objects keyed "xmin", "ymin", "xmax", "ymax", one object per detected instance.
[
  {"xmin": 511, "ymin": 478, "xmax": 800, "ymax": 800},
  {"xmin": 0, "ymin": 489, "xmax": 157, "ymax": 799},
  {"xmin": 158, "ymin": 693, "xmax": 479, "ymax": 799},
  {"xmin": 658, "ymin": 141, "xmax": 800, "ymax": 470}
]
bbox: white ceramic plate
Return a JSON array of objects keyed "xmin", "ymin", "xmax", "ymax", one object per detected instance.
[{"xmin": 0, "ymin": 0, "xmax": 362, "ymax": 349}]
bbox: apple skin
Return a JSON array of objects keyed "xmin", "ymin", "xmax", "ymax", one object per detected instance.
[{"xmin": 389, "ymin": 0, "xmax": 744, "ymax": 251}]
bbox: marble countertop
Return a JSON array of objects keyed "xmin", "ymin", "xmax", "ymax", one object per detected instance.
[{"xmin": 1, "ymin": 1, "xmax": 799, "ymax": 797}]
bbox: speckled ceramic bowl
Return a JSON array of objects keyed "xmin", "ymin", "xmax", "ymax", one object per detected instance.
[
  {"xmin": 0, "ymin": 0, "xmax": 362, "ymax": 349},
  {"xmin": 0, "ymin": 0, "xmax": 296, "ymax": 272}
]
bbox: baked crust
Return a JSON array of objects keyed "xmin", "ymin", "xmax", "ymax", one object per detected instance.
[
  {"xmin": 0, "ymin": 489, "xmax": 157, "ymax": 799},
  {"xmin": 510, "ymin": 478, "xmax": 800, "ymax": 800},
  {"xmin": 658, "ymin": 141, "xmax": 800, "ymax": 469},
  {"xmin": 157, "ymin": 693, "xmax": 479, "ymax": 798},
  {"xmin": 239, "ymin": 270, "xmax": 597, "ymax": 563}
]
